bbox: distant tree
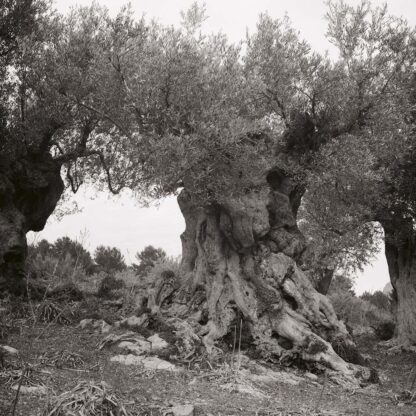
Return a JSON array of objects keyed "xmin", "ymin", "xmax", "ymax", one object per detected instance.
[
  {"xmin": 132, "ymin": 245, "xmax": 166, "ymax": 277},
  {"xmin": 51, "ymin": 237, "xmax": 94, "ymax": 274},
  {"xmin": 361, "ymin": 291, "xmax": 391, "ymax": 312},
  {"xmin": 28, "ymin": 239, "xmax": 52, "ymax": 259},
  {"xmin": 94, "ymin": 245, "xmax": 126, "ymax": 274},
  {"xmin": 328, "ymin": 275, "xmax": 356, "ymax": 297}
]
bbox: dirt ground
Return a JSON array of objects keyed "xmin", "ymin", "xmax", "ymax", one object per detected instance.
[{"xmin": 1, "ymin": 321, "xmax": 415, "ymax": 416}]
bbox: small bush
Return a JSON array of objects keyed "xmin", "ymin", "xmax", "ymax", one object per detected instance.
[
  {"xmin": 372, "ymin": 320, "xmax": 395, "ymax": 341},
  {"xmin": 35, "ymin": 300, "xmax": 73, "ymax": 324},
  {"xmin": 146, "ymin": 257, "xmax": 182, "ymax": 285},
  {"xmin": 76, "ymin": 272, "xmax": 106, "ymax": 295},
  {"xmin": 330, "ymin": 291, "xmax": 392, "ymax": 329},
  {"xmin": 27, "ymin": 253, "xmax": 88, "ymax": 289},
  {"xmin": 97, "ymin": 275, "xmax": 125, "ymax": 298},
  {"xmin": 114, "ymin": 269, "xmax": 140, "ymax": 290},
  {"xmin": 49, "ymin": 282, "xmax": 84, "ymax": 302},
  {"xmin": 45, "ymin": 381, "xmax": 129, "ymax": 416}
]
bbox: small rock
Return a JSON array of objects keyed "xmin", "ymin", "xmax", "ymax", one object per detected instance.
[
  {"xmin": 79, "ymin": 319, "xmax": 93, "ymax": 329},
  {"xmin": 147, "ymin": 334, "xmax": 169, "ymax": 350},
  {"xmin": 244, "ymin": 367, "xmax": 301, "ymax": 386},
  {"xmin": 80, "ymin": 319, "xmax": 111, "ymax": 333},
  {"xmin": 124, "ymin": 315, "xmax": 147, "ymax": 328},
  {"xmin": 101, "ymin": 321, "xmax": 112, "ymax": 334},
  {"xmin": 305, "ymin": 372, "xmax": 318, "ymax": 381},
  {"xmin": 118, "ymin": 339, "xmax": 151, "ymax": 355},
  {"xmin": 141, "ymin": 356, "xmax": 176, "ymax": 371},
  {"xmin": 110, "ymin": 354, "xmax": 143, "ymax": 366},
  {"xmin": 220, "ymin": 382, "xmax": 267, "ymax": 398},
  {"xmin": 170, "ymin": 404, "xmax": 194, "ymax": 416},
  {"xmin": 0, "ymin": 345, "xmax": 19, "ymax": 356},
  {"xmin": 11, "ymin": 385, "xmax": 46, "ymax": 395},
  {"xmin": 110, "ymin": 354, "xmax": 177, "ymax": 371},
  {"xmin": 103, "ymin": 299, "xmax": 123, "ymax": 307}
]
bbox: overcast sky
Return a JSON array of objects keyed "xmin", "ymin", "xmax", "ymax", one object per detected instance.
[{"xmin": 29, "ymin": 0, "xmax": 416, "ymax": 294}]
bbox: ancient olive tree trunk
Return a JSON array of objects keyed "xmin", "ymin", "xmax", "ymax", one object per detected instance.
[
  {"xmin": 383, "ymin": 218, "xmax": 416, "ymax": 346},
  {"xmin": 0, "ymin": 152, "xmax": 64, "ymax": 292},
  {"xmin": 150, "ymin": 169, "xmax": 360, "ymax": 375}
]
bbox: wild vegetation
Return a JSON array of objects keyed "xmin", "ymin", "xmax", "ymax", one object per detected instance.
[{"xmin": 1, "ymin": 0, "xmax": 416, "ymax": 414}]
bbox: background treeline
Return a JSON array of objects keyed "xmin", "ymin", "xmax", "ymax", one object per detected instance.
[
  {"xmin": 27, "ymin": 237, "xmax": 172, "ymax": 296},
  {"xmin": 26, "ymin": 236, "xmax": 394, "ymax": 339}
]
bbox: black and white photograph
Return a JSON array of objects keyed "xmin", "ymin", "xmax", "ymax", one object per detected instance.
[{"xmin": 1, "ymin": 0, "xmax": 416, "ymax": 414}]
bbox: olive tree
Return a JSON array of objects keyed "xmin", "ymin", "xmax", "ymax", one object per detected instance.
[{"xmin": 0, "ymin": 3, "xmax": 145, "ymax": 290}]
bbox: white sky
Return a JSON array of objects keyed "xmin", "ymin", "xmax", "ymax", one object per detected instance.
[{"xmin": 30, "ymin": 0, "xmax": 416, "ymax": 294}]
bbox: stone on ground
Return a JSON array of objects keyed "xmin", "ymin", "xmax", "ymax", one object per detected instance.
[
  {"xmin": 0, "ymin": 345, "xmax": 19, "ymax": 356},
  {"xmin": 118, "ymin": 339, "xmax": 151, "ymax": 355},
  {"xmin": 11, "ymin": 385, "xmax": 47, "ymax": 395},
  {"xmin": 79, "ymin": 318, "xmax": 111, "ymax": 333},
  {"xmin": 147, "ymin": 334, "xmax": 169, "ymax": 350},
  {"xmin": 170, "ymin": 404, "xmax": 194, "ymax": 416},
  {"xmin": 110, "ymin": 354, "xmax": 177, "ymax": 371}
]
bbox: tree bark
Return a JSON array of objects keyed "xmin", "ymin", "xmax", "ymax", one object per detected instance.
[
  {"xmin": 0, "ymin": 151, "xmax": 64, "ymax": 293},
  {"xmin": 149, "ymin": 169, "xmax": 362, "ymax": 375},
  {"xmin": 314, "ymin": 267, "xmax": 335, "ymax": 295},
  {"xmin": 383, "ymin": 217, "xmax": 416, "ymax": 346}
]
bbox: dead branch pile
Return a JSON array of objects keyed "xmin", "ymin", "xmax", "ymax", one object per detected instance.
[{"xmin": 45, "ymin": 381, "xmax": 129, "ymax": 416}]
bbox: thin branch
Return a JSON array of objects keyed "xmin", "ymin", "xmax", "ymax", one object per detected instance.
[
  {"xmin": 76, "ymin": 101, "xmax": 128, "ymax": 136},
  {"xmin": 54, "ymin": 121, "xmax": 95, "ymax": 163}
]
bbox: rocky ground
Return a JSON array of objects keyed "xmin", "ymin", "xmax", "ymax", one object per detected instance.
[{"xmin": 1, "ymin": 308, "xmax": 415, "ymax": 416}]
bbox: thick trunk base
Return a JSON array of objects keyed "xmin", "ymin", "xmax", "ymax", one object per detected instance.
[
  {"xmin": 144, "ymin": 177, "xmax": 364, "ymax": 376},
  {"xmin": 0, "ymin": 152, "xmax": 63, "ymax": 293},
  {"xmin": 383, "ymin": 219, "xmax": 416, "ymax": 346}
]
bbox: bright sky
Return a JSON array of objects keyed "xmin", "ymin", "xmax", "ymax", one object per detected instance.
[{"xmin": 29, "ymin": 0, "xmax": 416, "ymax": 294}]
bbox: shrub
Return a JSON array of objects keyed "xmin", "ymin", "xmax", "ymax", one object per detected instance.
[
  {"xmin": 372, "ymin": 320, "xmax": 395, "ymax": 340},
  {"xmin": 35, "ymin": 300, "xmax": 73, "ymax": 324},
  {"xmin": 48, "ymin": 282, "xmax": 84, "ymax": 302},
  {"xmin": 114, "ymin": 269, "xmax": 140, "ymax": 290},
  {"xmin": 146, "ymin": 256, "xmax": 182, "ymax": 285},
  {"xmin": 75, "ymin": 271, "xmax": 107, "ymax": 295},
  {"xmin": 327, "ymin": 274, "xmax": 393, "ymax": 331},
  {"xmin": 329, "ymin": 291, "xmax": 392, "ymax": 329},
  {"xmin": 97, "ymin": 275, "xmax": 125, "ymax": 298},
  {"xmin": 27, "ymin": 252, "xmax": 88, "ymax": 288}
]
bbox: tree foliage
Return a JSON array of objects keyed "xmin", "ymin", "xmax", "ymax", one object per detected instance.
[
  {"xmin": 132, "ymin": 245, "xmax": 166, "ymax": 277},
  {"xmin": 2, "ymin": 0, "xmax": 416, "ymax": 309},
  {"xmin": 361, "ymin": 290, "xmax": 391, "ymax": 312},
  {"xmin": 29, "ymin": 236, "xmax": 94, "ymax": 273},
  {"xmin": 94, "ymin": 245, "xmax": 126, "ymax": 274},
  {"xmin": 297, "ymin": 0, "xmax": 416, "ymax": 278}
]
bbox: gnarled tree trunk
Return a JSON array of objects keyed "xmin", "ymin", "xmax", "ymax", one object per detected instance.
[
  {"xmin": 0, "ymin": 151, "xmax": 64, "ymax": 293},
  {"xmin": 383, "ymin": 218, "xmax": 416, "ymax": 346},
  {"xmin": 150, "ymin": 169, "xmax": 361, "ymax": 375}
]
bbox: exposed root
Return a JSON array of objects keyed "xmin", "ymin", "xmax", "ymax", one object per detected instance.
[{"xmin": 139, "ymin": 185, "xmax": 366, "ymax": 377}]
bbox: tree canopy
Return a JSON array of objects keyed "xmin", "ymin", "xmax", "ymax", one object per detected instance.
[{"xmin": 94, "ymin": 245, "xmax": 127, "ymax": 273}]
